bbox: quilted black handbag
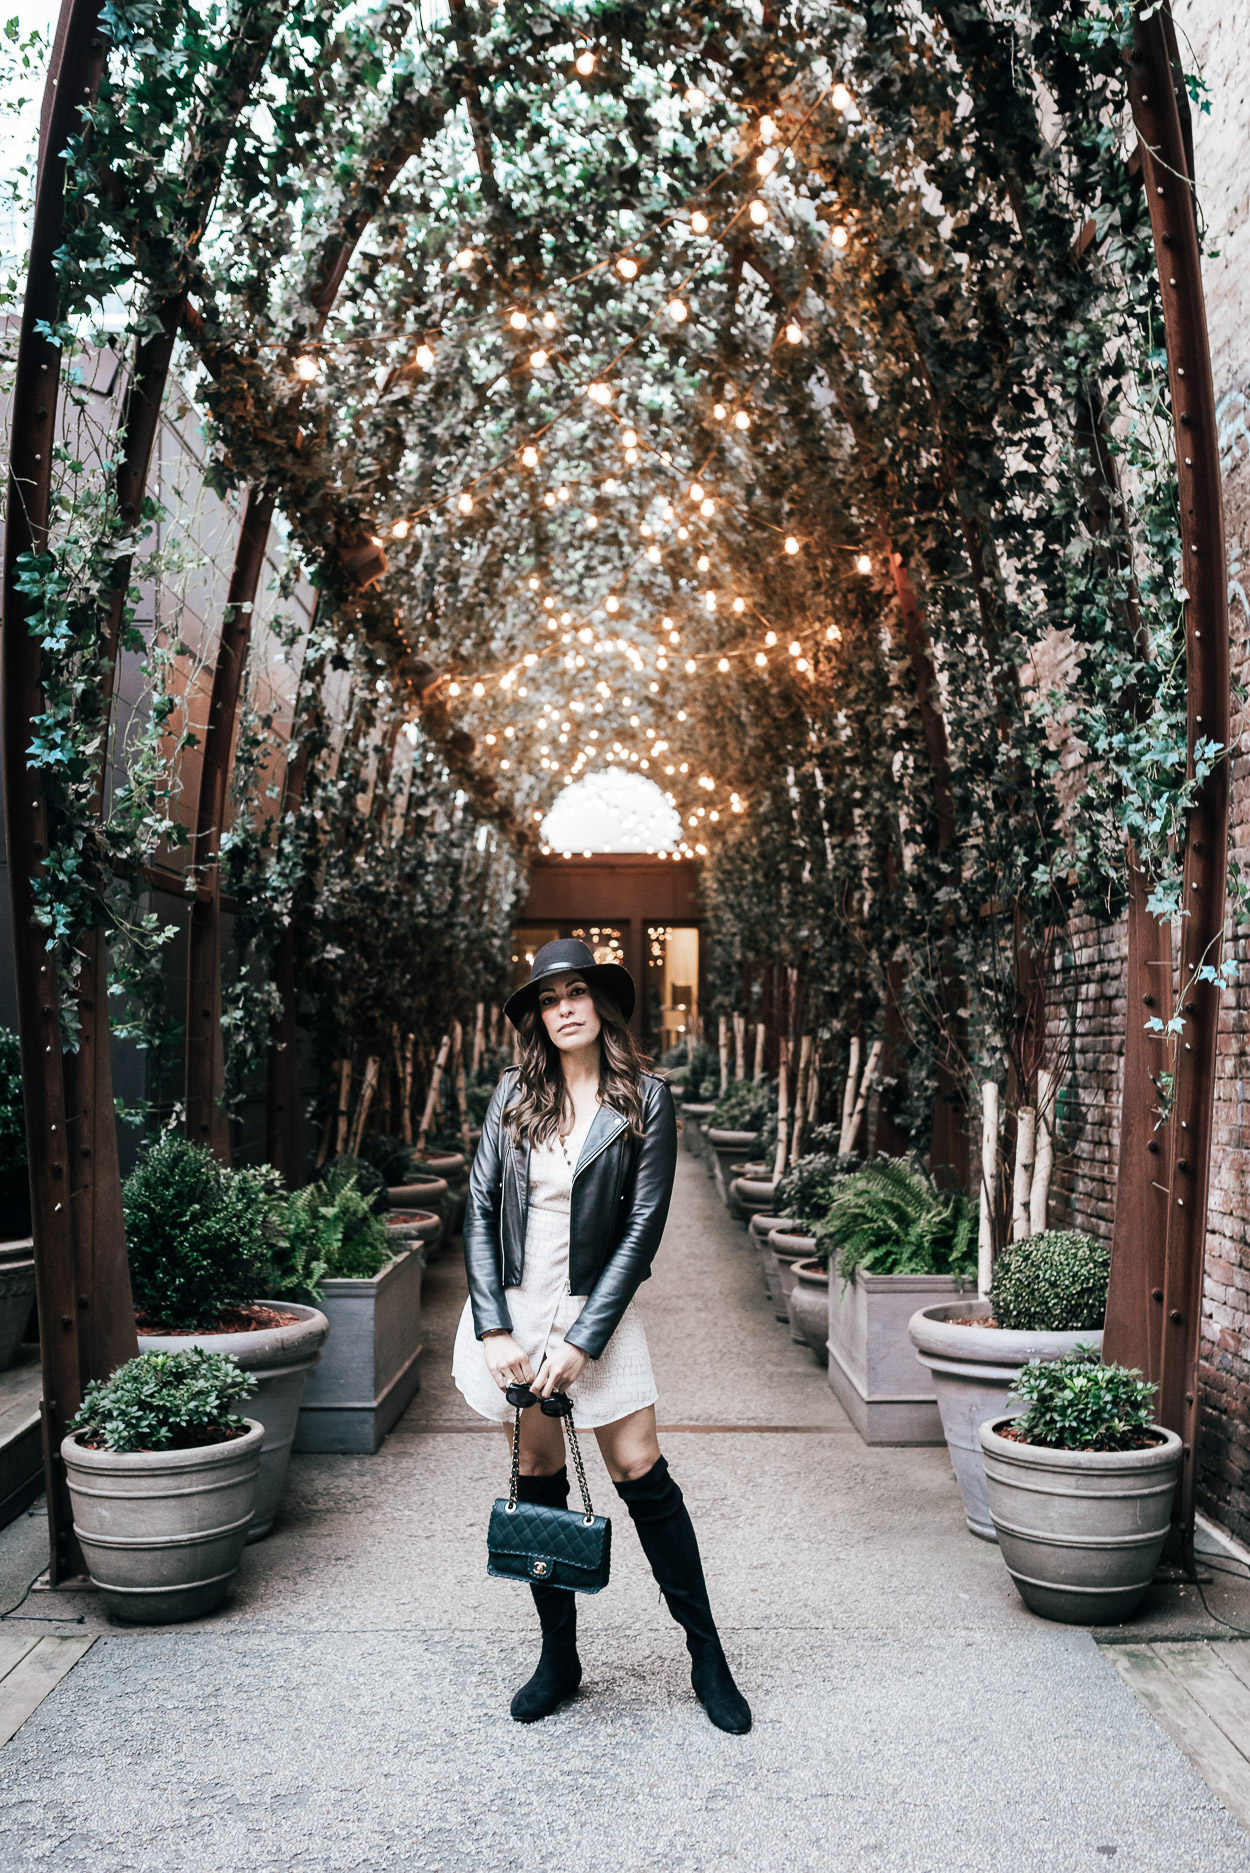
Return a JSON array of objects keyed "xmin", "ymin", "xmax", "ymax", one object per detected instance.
[{"xmin": 487, "ymin": 1389, "xmax": 611, "ymax": 1594}]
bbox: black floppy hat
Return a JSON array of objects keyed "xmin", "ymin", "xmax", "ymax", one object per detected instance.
[{"xmin": 504, "ymin": 937, "xmax": 635, "ymax": 1029}]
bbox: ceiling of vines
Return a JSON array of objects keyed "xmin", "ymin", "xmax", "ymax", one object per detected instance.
[{"xmin": 17, "ymin": 0, "xmax": 1191, "ymax": 1087}]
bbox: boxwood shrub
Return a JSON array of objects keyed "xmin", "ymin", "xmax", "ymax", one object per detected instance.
[
  {"xmin": 70, "ymin": 1348, "xmax": 254, "ymax": 1452},
  {"xmin": 989, "ymin": 1231, "xmax": 1110, "ymax": 1332},
  {"xmin": 1009, "ymin": 1351, "xmax": 1157, "ymax": 1451}
]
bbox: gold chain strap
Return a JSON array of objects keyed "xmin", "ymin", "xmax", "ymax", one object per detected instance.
[{"xmin": 506, "ymin": 1404, "xmax": 595, "ymax": 1525}]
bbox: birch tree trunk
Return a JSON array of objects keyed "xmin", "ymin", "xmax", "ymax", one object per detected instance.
[
  {"xmin": 470, "ymin": 1001, "xmax": 485, "ymax": 1075},
  {"xmin": 350, "ymin": 1055, "xmax": 380, "ymax": 1156},
  {"xmin": 846, "ymin": 1040, "xmax": 882, "ymax": 1159},
  {"xmin": 1012, "ymin": 1106, "xmax": 1037, "ymax": 1241},
  {"xmin": 753, "ymin": 1021, "xmax": 767, "ymax": 1084},
  {"xmin": 839, "ymin": 1036, "xmax": 862, "ymax": 1156},
  {"xmin": 718, "ymin": 1015, "xmax": 730, "ymax": 1092},
  {"xmin": 400, "ymin": 1034, "xmax": 415, "ymax": 1146},
  {"xmin": 773, "ymin": 1038, "xmax": 790, "ymax": 1181},
  {"xmin": 733, "ymin": 1011, "xmax": 745, "ymax": 1082},
  {"xmin": 452, "ymin": 1019, "xmax": 471, "ymax": 1148},
  {"xmin": 978, "ymin": 1082, "xmax": 1000, "ymax": 1297},
  {"xmin": 417, "ymin": 1034, "xmax": 451, "ymax": 1154},
  {"xmin": 1030, "ymin": 1068, "xmax": 1056, "ymax": 1235},
  {"xmin": 790, "ymin": 1034, "xmax": 812, "ymax": 1165},
  {"xmin": 333, "ymin": 1058, "xmax": 353, "ymax": 1157}
]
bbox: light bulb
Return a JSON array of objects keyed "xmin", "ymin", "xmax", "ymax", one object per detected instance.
[
  {"xmin": 667, "ymin": 298, "xmax": 688, "ymax": 322},
  {"xmin": 455, "ymin": 248, "xmax": 475, "ymax": 269},
  {"xmin": 677, "ymin": 525, "xmax": 689, "ymax": 540},
  {"xmin": 587, "ymin": 382, "xmax": 611, "ymax": 405},
  {"xmin": 832, "ymin": 83, "xmax": 852, "ymax": 111},
  {"xmin": 733, "ymin": 411, "xmax": 752, "ymax": 433},
  {"xmin": 542, "ymin": 311, "xmax": 557, "ymax": 329},
  {"xmin": 765, "ymin": 630, "xmax": 777, "ymax": 646},
  {"xmin": 529, "ymin": 348, "xmax": 548, "ymax": 368},
  {"xmin": 605, "ymin": 595, "xmax": 620, "ymax": 613},
  {"xmin": 576, "ymin": 49, "xmax": 595, "ymax": 74},
  {"xmin": 785, "ymin": 322, "xmax": 802, "ymax": 344},
  {"xmin": 473, "ymin": 681, "xmax": 486, "ymax": 697},
  {"xmin": 585, "ymin": 513, "xmax": 598, "ymax": 528},
  {"xmin": 685, "ymin": 86, "xmax": 705, "ymax": 107},
  {"xmin": 706, "ymin": 593, "xmax": 718, "ymax": 613},
  {"xmin": 796, "ymin": 656, "xmax": 809, "ymax": 671},
  {"xmin": 416, "ymin": 343, "xmax": 435, "ymax": 369},
  {"xmin": 757, "ymin": 149, "xmax": 778, "ymax": 175},
  {"xmin": 521, "ymin": 446, "xmax": 539, "ymax": 466},
  {"xmin": 717, "ymin": 657, "xmax": 729, "ymax": 671},
  {"xmin": 759, "ymin": 114, "xmax": 776, "ymax": 141},
  {"xmin": 625, "ymin": 447, "xmax": 638, "ymax": 463},
  {"xmin": 832, "ymin": 225, "xmax": 849, "ymax": 248},
  {"xmin": 622, "ymin": 429, "xmax": 638, "ymax": 448},
  {"xmin": 826, "ymin": 624, "xmax": 841, "ymax": 641},
  {"xmin": 788, "ymin": 640, "xmax": 800, "ymax": 657},
  {"xmin": 617, "ymin": 256, "xmax": 638, "ymax": 278},
  {"xmin": 448, "ymin": 682, "xmax": 461, "ymax": 696},
  {"xmin": 755, "ymin": 651, "xmax": 767, "ymax": 666},
  {"xmin": 749, "ymin": 200, "xmax": 768, "ymax": 225},
  {"xmin": 543, "ymin": 596, "xmax": 554, "ymax": 609},
  {"xmin": 294, "ymin": 355, "xmax": 319, "ymax": 381},
  {"xmin": 544, "ymin": 491, "xmax": 556, "ymax": 506},
  {"xmin": 732, "ymin": 597, "xmax": 745, "ymax": 613},
  {"xmin": 856, "ymin": 553, "xmax": 872, "ymax": 573},
  {"xmin": 784, "ymin": 535, "xmax": 799, "ymax": 554},
  {"xmin": 557, "ymin": 486, "xmax": 570, "ymax": 502},
  {"xmin": 509, "ymin": 309, "xmax": 528, "ymax": 329},
  {"xmin": 527, "ymin": 576, "xmax": 540, "ymax": 590},
  {"xmin": 691, "ymin": 210, "xmax": 709, "ymax": 233},
  {"xmin": 700, "ymin": 498, "xmax": 715, "ymax": 516},
  {"xmin": 685, "ymin": 659, "xmax": 697, "ymax": 674},
  {"xmin": 697, "ymin": 555, "xmax": 710, "ymax": 572},
  {"xmin": 391, "ymin": 519, "xmax": 409, "ymax": 539},
  {"xmin": 457, "ymin": 493, "xmax": 473, "ymax": 514},
  {"xmin": 690, "ymin": 483, "xmax": 704, "ymax": 502}
]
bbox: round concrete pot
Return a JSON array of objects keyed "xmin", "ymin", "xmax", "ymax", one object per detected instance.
[
  {"xmin": 706, "ymin": 1129, "xmax": 760, "ymax": 1210},
  {"xmin": 679, "ymin": 1102, "xmax": 715, "ymax": 1155},
  {"xmin": 979, "ymin": 1416, "xmax": 1183, "ymax": 1624},
  {"xmin": 788, "ymin": 1259, "xmax": 829, "ymax": 1361},
  {"xmin": 729, "ymin": 1174, "xmax": 777, "ymax": 1224},
  {"xmin": 766, "ymin": 1229, "xmax": 818, "ymax": 1322},
  {"xmin": 908, "ymin": 1302, "xmax": 1104, "ymax": 1541},
  {"xmin": 0, "ymin": 1238, "xmax": 36, "ymax": 1370},
  {"xmin": 388, "ymin": 1176, "xmax": 449, "ymax": 1250},
  {"xmin": 413, "ymin": 1154, "xmax": 469, "ymax": 1231},
  {"xmin": 62, "ymin": 1419, "xmax": 263, "ymax": 1624},
  {"xmin": 386, "ymin": 1208, "xmax": 441, "ymax": 1250},
  {"xmin": 137, "ymin": 1303, "xmax": 328, "ymax": 1541}
]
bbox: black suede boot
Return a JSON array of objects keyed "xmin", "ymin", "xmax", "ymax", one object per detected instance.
[
  {"xmin": 509, "ymin": 1467, "xmax": 582, "ymax": 1723},
  {"xmin": 614, "ymin": 1457, "xmax": 751, "ymax": 1734}
]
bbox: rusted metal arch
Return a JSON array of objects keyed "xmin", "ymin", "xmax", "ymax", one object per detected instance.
[{"xmin": 1, "ymin": 0, "xmax": 115, "ymax": 1585}]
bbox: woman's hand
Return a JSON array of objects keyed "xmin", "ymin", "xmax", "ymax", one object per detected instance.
[
  {"xmin": 481, "ymin": 1331, "xmax": 535, "ymax": 1392},
  {"xmin": 534, "ymin": 1336, "xmax": 589, "ymax": 1398}
]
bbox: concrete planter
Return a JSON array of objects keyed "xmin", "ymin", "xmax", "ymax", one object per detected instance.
[
  {"xmin": 788, "ymin": 1260, "xmax": 829, "ymax": 1362},
  {"xmin": 62, "ymin": 1419, "xmax": 263, "ymax": 1623},
  {"xmin": 389, "ymin": 1177, "xmax": 449, "ymax": 1251},
  {"xmin": 766, "ymin": 1229, "xmax": 818, "ymax": 1323},
  {"xmin": 979, "ymin": 1416, "xmax": 1183, "ymax": 1624},
  {"xmin": 908, "ymin": 1303, "xmax": 1104, "ymax": 1540},
  {"xmin": 137, "ymin": 1302, "xmax": 328, "ymax": 1541},
  {"xmin": 0, "ymin": 1239, "xmax": 36, "ymax": 1370},
  {"xmin": 296, "ymin": 1248, "xmax": 424, "ymax": 1454},
  {"xmin": 706, "ymin": 1129, "xmax": 760, "ymax": 1207},
  {"xmin": 413, "ymin": 1154, "xmax": 469, "ymax": 1233},
  {"xmin": 829, "ymin": 1272, "xmax": 969, "ymax": 1445},
  {"xmin": 386, "ymin": 1209, "xmax": 441, "ymax": 1251},
  {"xmin": 679, "ymin": 1103, "xmax": 715, "ymax": 1156},
  {"xmin": 728, "ymin": 1174, "xmax": 776, "ymax": 1224}
]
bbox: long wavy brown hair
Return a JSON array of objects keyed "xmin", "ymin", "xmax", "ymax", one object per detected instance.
[{"xmin": 504, "ymin": 979, "xmax": 651, "ymax": 1147}]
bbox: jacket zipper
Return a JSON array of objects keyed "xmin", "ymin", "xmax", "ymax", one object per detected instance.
[{"xmin": 573, "ymin": 1116, "xmax": 627, "ymax": 1179}]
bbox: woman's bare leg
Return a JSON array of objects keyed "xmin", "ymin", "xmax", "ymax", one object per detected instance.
[
  {"xmin": 593, "ymin": 1404, "xmax": 663, "ymax": 1481},
  {"xmin": 501, "ymin": 1405, "xmax": 567, "ymax": 1476}
]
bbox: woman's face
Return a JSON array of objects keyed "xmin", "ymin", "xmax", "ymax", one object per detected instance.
[{"xmin": 538, "ymin": 973, "xmax": 602, "ymax": 1054}]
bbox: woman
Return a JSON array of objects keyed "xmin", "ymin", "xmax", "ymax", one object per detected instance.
[{"xmin": 453, "ymin": 937, "xmax": 751, "ymax": 1734}]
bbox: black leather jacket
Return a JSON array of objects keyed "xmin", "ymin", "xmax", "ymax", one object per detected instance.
[{"xmin": 463, "ymin": 1068, "xmax": 678, "ymax": 1361}]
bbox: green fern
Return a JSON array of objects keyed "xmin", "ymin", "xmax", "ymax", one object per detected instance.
[{"xmin": 815, "ymin": 1158, "xmax": 976, "ymax": 1284}]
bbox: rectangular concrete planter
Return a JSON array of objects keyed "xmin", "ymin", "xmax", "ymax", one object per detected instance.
[
  {"xmin": 826, "ymin": 1270, "xmax": 968, "ymax": 1445},
  {"xmin": 294, "ymin": 1248, "xmax": 424, "ymax": 1454}
]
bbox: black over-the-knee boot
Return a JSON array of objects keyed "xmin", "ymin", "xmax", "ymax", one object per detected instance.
[
  {"xmin": 614, "ymin": 1457, "xmax": 751, "ymax": 1733},
  {"xmin": 509, "ymin": 1467, "xmax": 582, "ymax": 1723}
]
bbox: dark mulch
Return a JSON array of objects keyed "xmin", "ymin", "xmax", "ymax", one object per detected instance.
[{"xmin": 136, "ymin": 1303, "xmax": 300, "ymax": 1336}]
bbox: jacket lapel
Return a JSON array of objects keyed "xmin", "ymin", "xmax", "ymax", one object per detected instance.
[{"xmin": 574, "ymin": 1103, "xmax": 626, "ymax": 1175}]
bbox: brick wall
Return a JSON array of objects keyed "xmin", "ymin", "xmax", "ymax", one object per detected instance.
[{"xmin": 1042, "ymin": 3, "xmax": 1250, "ymax": 1540}]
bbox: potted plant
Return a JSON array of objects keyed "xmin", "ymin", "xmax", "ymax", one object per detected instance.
[
  {"xmin": 62, "ymin": 1348, "xmax": 263, "ymax": 1623},
  {"xmin": 980, "ymin": 1352, "xmax": 1182, "ymax": 1624},
  {"xmin": 291, "ymin": 1173, "xmax": 426, "ymax": 1453},
  {"xmin": 762, "ymin": 1151, "xmax": 857, "ymax": 1322},
  {"xmin": 704, "ymin": 1081, "xmax": 768, "ymax": 1205},
  {"xmin": 788, "ymin": 1259, "xmax": 829, "ymax": 1362},
  {"xmin": 822, "ymin": 1159, "xmax": 976, "ymax": 1444},
  {"xmin": 125, "ymin": 1135, "xmax": 329, "ymax": 1541},
  {"xmin": 909, "ymin": 1230, "xmax": 1109, "ymax": 1539}
]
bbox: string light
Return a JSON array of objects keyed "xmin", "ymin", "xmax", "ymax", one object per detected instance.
[
  {"xmin": 713, "ymin": 402, "xmax": 726, "ymax": 419},
  {"xmin": 755, "ymin": 651, "xmax": 767, "ymax": 666},
  {"xmin": 391, "ymin": 519, "xmax": 409, "ymax": 539},
  {"xmin": 521, "ymin": 446, "xmax": 539, "ymax": 466},
  {"xmin": 617, "ymin": 257, "xmax": 638, "ymax": 278},
  {"xmin": 530, "ymin": 348, "xmax": 548, "ymax": 367},
  {"xmin": 749, "ymin": 200, "xmax": 769, "ymax": 225},
  {"xmin": 576, "ymin": 50, "xmax": 596, "ymax": 75},
  {"xmin": 784, "ymin": 536, "xmax": 800, "ymax": 554},
  {"xmin": 690, "ymin": 483, "xmax": 704, "ymax": 501},
  {"xmin": 667, "ymin": 298, "xmax": 688, "ymax": 322},
  {"xmin": 732, "ymin": 597, "xmax": 745, "ymax": 613},
  {"xmin": 717, "ymin": 658, "xmax": 730, "ymax": 671},
  {"xmin": 509, "ymin": 310, "xmax": 529, "ymax": 330},
  {"xmin": 457, "ymin": 493, "xmax": 473, "ymax": 514},
  {"xmin": 757, "ymin": 149, "xmax": 779, "ymax": 176},
  {"xmin": 734, "ymin": 410, "xmax": 750, "ymax": 430},
  {"xmin": 832, "ymin": 225, "xmax": 849, "ymax": 248},
  {"xmin": 294, "ymin": 355, "xmax": 319, "ymax": 381},
  {"xmin": 542, "ymin": 310, "xmax": 558, "ymax": 329},
  {"xmin": 455, "ymin": 248, "xmax": 476, "ymax": 269},
  {"xmin": 690, "ymin": 210, "xmax": 709, "ymax": 233},
  {"xmin": 856, "ymin": 553, "xmax": 872, "ymax": 573},
  {"xmin": 587, "ymin": 382, "xmax": 612, "ymax": 405},
  {"xmin": 786, "ymin": 322, "xmax": 802, "ymax": 343},
  {"xmin": 832, "ymin": 83, "xmax": 853, "ymax": 110},
  {"xmin": 685, "ymin": 86, "xmax": 706, "ymax": 107},
  {"xmin": 415, "ymin": 343, "xmax": 435, "ymax": 369}
]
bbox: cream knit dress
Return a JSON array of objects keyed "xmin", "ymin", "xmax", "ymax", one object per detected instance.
[{"xmin": 452, "ymin": 1104, "xmax": 658, "ymax": 1428}]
